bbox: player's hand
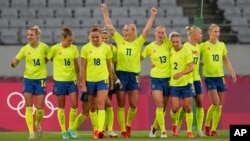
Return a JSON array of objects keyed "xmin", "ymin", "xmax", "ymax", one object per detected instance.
[
  {"xmin": 81, "ymin": 85, "xmax": 87, "ymax": 93},
  {"xmin": 151, "ymin": 7, "xmax": 158, "ymax": 15},
  {"xmin": 173, "ymin": 73, "xmax": 182, "ymax": 80},
  {"xmin": 101, "ymin": 3, "xmax": 107, "ymax": 11},
  {"xmin": 232, "ymin": 74, "xmax": 237, "ymax": 83},
  {"xmin": 115, "ymin": 79, "xmax": 122, "ymax": 89}
]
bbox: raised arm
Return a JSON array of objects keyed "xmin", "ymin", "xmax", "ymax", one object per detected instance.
[
  {"xmin": 141, "ymin": 7, "xmax": 158, "ymax": 39},
  {"xmin": 101, "ymin": 3, "xmax": 115, "ymax": 35}
]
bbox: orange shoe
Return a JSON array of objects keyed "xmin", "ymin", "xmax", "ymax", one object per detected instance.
[
  {"xmin": 126, "ymin": 126, "xmax": 131, "ymax": 138},
  {"xmin": 187, "ymin": 132, "xmax": 194, "ymax": 138},
  {"xmin": 204, "ymin": 126, "xmax": 210, "ymax": 136},
  {"xmin": 93, "ymin": 130, "xmax": 98, "ymax": 139},
  {"xmin": 211, "ymin": 130, "xmax": 218, "ymax": 136},
  {"xmin": 172, "ymin": 126, "xmax": 178, "ymax": 136},
  {"xmin": 121, "ymin": 131, "xmax": 128, "ymax": 138}
]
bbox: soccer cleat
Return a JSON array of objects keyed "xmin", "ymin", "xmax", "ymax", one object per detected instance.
[
  {"xmin": 98, "ymin": 131, "xmax": 104, "ymax": 139},
  {"xmin": 126, "ymin": 125, "xmax": 131, "ymax": 138},
  {"xmin": 121, "ymin": 131, "xmax": 128, "ymax": 138},
  {"xmin": 36, "ymin": 126, "xmax": 43, "ymax": 137},
  {"xmin": 211, "ymin": 130, "xmax": 218, "ymax": 136},
  {"xmin": 93, "ymin": 130, "xmax": 99, "ymax": 139},
  {"xmin": 149, "ymin": 125, "xmax": 157, "ymax": 137},
  {"xmin": 108, "ymin": 131, "xmax": 118, "ymax": 138},
  {"xmin": 62, "ymin": 132, "xmax": 70, "ymax": 139},
  {"xmin": 197, "ymin": 131, "xmax": 207, "ymax": 137},
  {"xmin": 28, "ymin": 134, "xmax": 35, "ymax": 140},
  {"xmin": 161, "ymin": 132, "xmax": 167, "ymax": 138},
  {"xmin": 204, "ymin": 126, "xmax": 210, "ymax": 136},
  {"xmin": 187, "ymin": 132, "xmax": 194, "ymax": 138},
  {"xmin": 68, "ymin": 129, "xmax": 78, "ymax": 139},
  {"xmin": 172, "ymin": 125, "xmax": 178, "ymax": 136}
]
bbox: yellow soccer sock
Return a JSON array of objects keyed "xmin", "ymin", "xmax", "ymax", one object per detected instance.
[
  {"xmin": 204, "ymin": 105, "xmax": 216, "ymax": 127},
  {"xmin": 35, "ymin": 109, "xmax": 44, "ymax": 127},
  {"xmin": 152, "ymin": 117, "xmax": 158, "ymax": 128},
  {"xmin": 57, "ymin": 108, "xmax": 66, "ymax": 132},
  {"xmin": 186, "ymin": 112, "xmax": 193, "ymax": 132},
  {"xmin": 126, "ymin": 107, "xmax": 137, "ymax": 126},
  {"xmin": 98, "ymin": 110, "xmax": 106, "ymax": 131},
  {"xmin": 89, "ymin": 110, "xmax": 98, "ymax": 131},
  {"xmin": 170, "ymin": 110, "xmax": 178, "ymax": 126},
  {"xmin": 196, "ymin": 107, "xmax": 204, "ymax": 132},
  {"xmin": 156, "ymin": 108, "xmax": 166, "ymax": 133},
  {"xmin": 211, "ymin": 105, "xmax": 222, "ymax": 131},
  {"xmin": 177, "ymin": 107, "xmax": 185, "ymax": 127},
  {"xmin": 69, "ymin": 108, "xmax": 77, "ymax": 130},
  {"xmin": 73, "ymin": 113, "xmax": 87, "ymax": 131},
  {"xmin": 117, "ymin": 107, "xmax": 125, "ymax": 132},
  {"xmin": 25, "ymin": 107, "xmax": 34, "ymax": 135},
  {"xmin": 106, "ymin": 107, "xmax": 114, "ymax": 131}
]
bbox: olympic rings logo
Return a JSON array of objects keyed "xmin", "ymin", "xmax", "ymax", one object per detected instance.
[{"xmin": 7, "ymin": 92, "xmax": 58, "ymax": 118}]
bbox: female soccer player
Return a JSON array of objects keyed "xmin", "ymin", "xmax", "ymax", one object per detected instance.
[
  {"xmin": 81, "ymin": 25, "xmax": 113, "ymax": 139},
  {"xmin": 11, "ymin": 25, "xmax": 49, "ymax": 139},
  {"xmin": 169, "ymin": 31, "xmax": 195, "ymax": 138},
  {"xmin": 47, "ymin": 27, "xmax": 80, "ymax": 139},
  {"xmin": 101, "ymin": 28, "xmax": 119, "ymax": 137},
  {"xmin": 141, "ymin": 25, "xmax": 171, "ymax": 138},
  {"xmin": 176, "ymin": 26, "xmax": 206, "ymax": 137},
  {"xmin": 101, "ymin": 3, "xmax": 157, "ymax": 138},
  {"xmin": 200, "ymin": 24, "xmax": 237, "ymax": 136}
]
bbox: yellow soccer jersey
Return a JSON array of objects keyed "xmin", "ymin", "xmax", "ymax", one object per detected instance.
[
  {"xmin": 113, "ymin": 31, "xmax": 145, "ymax": 73},
  {"xmin": 16, "ymin": 42, "xmax": 49, "ymax": 79},
  {"xmin": 141, "ymin": 38, "xmax": 171, "ymax": 78},
  {"xmin": 200, "ymin": 41, "xmax": 227, "ymax": 77},
  {"xmin": 184, "ymin": 42, "xmax": 201, "ymax": 81},
  {"xmin": 169, "ymin": 46, "xmax": 193, "ymax": 86},
  {"xmin": 47, "ymin": 43, "xmax": 79, "ymax": 81},
  {"xmin": 81, "ymin": 42, "xmax": 112, "ymax": 82}
]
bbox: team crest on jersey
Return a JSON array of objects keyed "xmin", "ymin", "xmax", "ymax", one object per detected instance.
[
  {"xmin": 153, "ymin": 49, "xmax": 156, "ymax": 53},
  {"xmin": 28, "ymin": 52, "xmax": 31, "ymax": 55},
  {"xmin": 89, "ymin": 50, "xmax": 92, "ymax": 54},
  {"xmin": 58, "ymin": 51, "xmax": 62, "ymax": 55},
  {"xmin": 207, "ymin": 47, "xmax": 211, "ymax": 50},
  {"xmin": 122, "ymin": 41, "xmax": 126, "ymax": 45}
]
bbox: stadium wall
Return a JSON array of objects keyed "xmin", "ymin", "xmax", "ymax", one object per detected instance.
[{"xmin": 0, "ymin": 76, "xmax": 250, "ymax": 131}]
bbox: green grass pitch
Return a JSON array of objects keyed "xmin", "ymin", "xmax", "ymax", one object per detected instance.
[{"xmin": 0, "ymin": 130, "xmax": 229, "ymax": 141}]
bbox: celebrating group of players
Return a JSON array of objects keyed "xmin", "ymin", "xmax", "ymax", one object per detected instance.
[{"xmin": 10, "ymin": 3, "xmax": 236, "ymax": 140}]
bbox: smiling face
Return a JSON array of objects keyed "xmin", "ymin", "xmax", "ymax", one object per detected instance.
[
  {"xmin": 27, "ymin": 29, "xmax": 39, "ymax": 44},
  {"xmin": 170, "ymin": 32, "xmax": 182, "ymax": 51},
  {"xmin": 101, "ymin": 32, "xmax": 110, "ymax": 43},
  {"xmin": 90, "ymin": 31, "xmax": 102, "ymax": 46},
  {"xmin": 122, "ymin": 24, "xmax": 136, "ymax": 41}
]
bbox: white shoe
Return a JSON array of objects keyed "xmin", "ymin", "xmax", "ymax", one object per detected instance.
[
  {"xmin": 197, "ymin": 131, "xmax": 207, "ymax": 137},
  {"xmin": 28, "ymin": 134, "xmax": 35, "ymax": 139},
  {"xmin": 108, "ymin": 131, "xmax": 118, "ymax": 138},
  {"xmin": 36, "ymin": 126, "xmax": 43, "ymax": 137},
  {"xmin": 149, "ymin": 126, "xmax": 157, "ymax": 137},
  {"xmin": 161, "ymin": 132, "xmax": 167, "ymax": 138}
]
